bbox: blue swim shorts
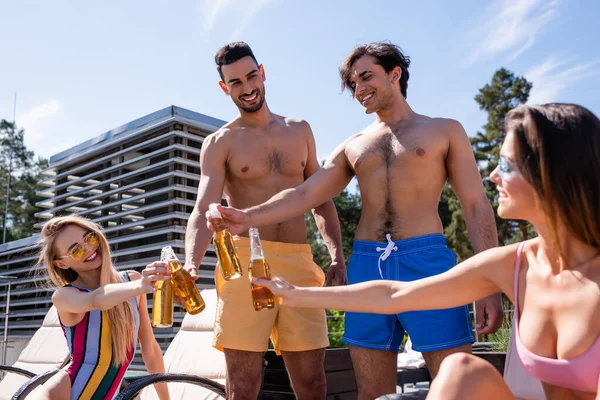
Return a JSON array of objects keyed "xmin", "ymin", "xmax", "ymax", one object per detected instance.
[{"xmin": 342, "ymin": 233, "xmax": 474, "ymax": 353}]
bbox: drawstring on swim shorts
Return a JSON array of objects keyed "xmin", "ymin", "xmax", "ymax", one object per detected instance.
[{"xmin": 376, "ymin": 233, "xmax": 397, "ymax": 279}]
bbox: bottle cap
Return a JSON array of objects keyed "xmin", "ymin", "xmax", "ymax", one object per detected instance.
[
  {"xmin": 208, "ymin": 203, "xmax": 222, "ymax": 218},
  {"xmin": 161, "ymin": 246, "xmax": 178, "ymax": 262}
]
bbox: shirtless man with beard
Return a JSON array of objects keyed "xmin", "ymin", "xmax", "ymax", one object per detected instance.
[{"xmin": 184, "ymin": 42, "xmax": 346, "ymax": 400}]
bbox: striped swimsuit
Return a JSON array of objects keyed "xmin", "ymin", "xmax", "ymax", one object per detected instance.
[{"xmin": 60, "ymin": 272, "xmax": 140, "ymax": 400}]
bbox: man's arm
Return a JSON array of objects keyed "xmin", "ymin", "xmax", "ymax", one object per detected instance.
[
  {"xmin": 302, "ymin": 121, "xmax": 347, "ymax": 286},
  {"xmin": 445, "ymin": 119, "xmax": 504, "ymax": 334},
  {"xmin": 184, "ymin": 131, "xmax": 228, "ymax": 279},
  {"xmin": 246, "ymin": 140, "xmax": 354, "ymax": 230}
]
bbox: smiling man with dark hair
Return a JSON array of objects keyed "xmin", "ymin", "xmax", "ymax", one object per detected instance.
[{"xmin": 184, "ymin": 42, "xmax": 346, "ymax": 400}]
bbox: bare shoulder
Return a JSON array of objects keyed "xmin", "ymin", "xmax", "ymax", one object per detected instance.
[
  {"xmin": 469, "ymin": 242, "xmax": 520, "ymax": 285},
  {"xmin": 345, "ymin": 131, "xmax": 365, "ymax": 146},
  {"xmin": 283, "ymin": 116, "xmax": 309, "ymax": 128},
  {"xmin": 282, "ymin": 116, "xmax": 312, "ymax": 136},
  {"xmin": 52, "ymin": 286, "xmax": 81, "ymax": 300},
  {"xmin": 342, "ymin": 130, "xmax": 368, "ymax": 152},
  {"xmin": 475, "ymin": 242, "xmax": 526, "ymax": 295},
  {"xmin": 125, "ymin": 270, "xmax": 142, "ymax": 281},
  {"xmin": 201, "ymin": 122, "xmax": 240, "ymax": 154},
  {"xmin": 51, "ymin": 286, "xmax": 85, "ymax": 310},
  {"xmin": 51, "ymin": 287, "xmax": 82, "ymax": 324},
  {"xmin": 427, "ymin": 117, "xmax": 467, "ymax": 138},
  {"xmin": 205, "ymin": 125, "xmax": 233, "ymax": 145},
  {"xmin": 332, "ymin": 132, "xmax": 365, "ymax": 164},
  {"xmin": 476, "ymin": 242, "xmax": 520, "ymax": 263}
]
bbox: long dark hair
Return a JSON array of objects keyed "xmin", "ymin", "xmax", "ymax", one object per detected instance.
[{"xmin": 506, "ymin": 103, "xmax": 600, "ymax": 262}]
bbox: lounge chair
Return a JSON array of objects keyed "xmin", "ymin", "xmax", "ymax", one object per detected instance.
[{"xmin": 0, "ymin": 306, "xmax": 70, "ymax": 400}]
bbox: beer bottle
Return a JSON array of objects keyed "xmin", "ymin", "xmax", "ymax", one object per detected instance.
[
  {"xmin": 162, "ymin": 246, "xmax": 205, "ymax": 315},
  {"xmin": 151, "ymin": 278, "xmax": 173, "ymax": 328},
  {"xmin": 208, "ymin": 203, "xmax": 243, "ymax": 280},
  {"xmin": 248, "ymin": 227, "xmax": 275, "ymax": 311}
]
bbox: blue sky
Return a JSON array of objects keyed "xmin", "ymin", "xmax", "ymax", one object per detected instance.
[{"xmin": 1, "ymin": 0, "xmax": 599, "ymax": 161}]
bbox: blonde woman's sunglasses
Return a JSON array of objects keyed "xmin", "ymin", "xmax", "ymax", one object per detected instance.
[{"xmin": 56, "ymin": 232, "xmax": 100, "ymax": 261}]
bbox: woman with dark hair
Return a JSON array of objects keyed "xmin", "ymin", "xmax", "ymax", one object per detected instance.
[{"xmin": 254, "ymin": 103, "xmax": 600, "ymax": 399}]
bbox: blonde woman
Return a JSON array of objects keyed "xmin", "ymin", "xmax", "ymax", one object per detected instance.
[{"xmin": 34, "ymin": 215, "xmax": 171, "ymax": 400}]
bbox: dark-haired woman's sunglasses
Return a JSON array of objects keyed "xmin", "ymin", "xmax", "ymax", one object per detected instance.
[
  {"xmin": 56, "ymin": 232, "xmax": 100, "ymax": 261},
  {"xmin": 498, "ymin": 156, "xmax": 520, "ymax": 180}
]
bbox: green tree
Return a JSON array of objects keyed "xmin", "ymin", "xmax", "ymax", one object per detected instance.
[
  {"xmin": 305, "ymin": 187, "xmax": 362, "ymax": 269},
  {"xmin": 10, "ymin": 157, "xmax": 48, "ymax": 239},
  {"xmin": 0, "ymin": 120, "xmax": 47, "ymax": 242},
  {"xmin": 441, "ymin": 68, "xmax": 533, "ymax": 260},
  {"xmin": 441, "ymin": 185, "xmax": 473, "ymax": 261},
  {"xmin": 325, "ymin": 309, "xmax": 346, "ymax": 347},
  {"xmin": 472, "ymin": 68, "xmax": 533, "ymax": 246}
]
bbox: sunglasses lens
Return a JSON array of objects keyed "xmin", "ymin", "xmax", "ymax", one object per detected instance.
[
  {"xmin": 70, "ymin": 245, "xmax": 87, "ymax": 261},
  {"xmin": 85, "ymin": 232, "xmax": 100, "ymax": 247}
]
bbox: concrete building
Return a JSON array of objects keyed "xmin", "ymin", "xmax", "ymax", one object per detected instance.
[{"xmin": 0, "ymin": 105, "xmax": 225, "ymax": 367}]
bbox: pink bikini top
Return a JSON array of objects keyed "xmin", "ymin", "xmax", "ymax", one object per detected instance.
[{"xmin": 514, "ymin": 242, "xmax": 600, "ymax": 393}]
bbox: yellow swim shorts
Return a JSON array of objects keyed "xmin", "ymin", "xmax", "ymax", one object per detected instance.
[{"xmin": 213, "ymin": 236, "xmax": 329, "ymax": 354}]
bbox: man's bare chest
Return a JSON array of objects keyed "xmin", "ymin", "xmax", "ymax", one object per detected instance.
[
  {"xmin": 347, "ymin": 130, "xmax": 444, "ymax": 175},
  {"xmin": 227, "ymin": 135, "xmax": 308, "ymax": 180}
]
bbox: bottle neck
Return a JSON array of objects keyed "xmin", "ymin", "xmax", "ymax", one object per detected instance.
[
  {"xmin": 211, "ymin": 217, "xmax": 226, "ymax": 232},
  {"xmin": 166, "ymin": 258, "xmax": 182, "ymax": 272},
  {"xmin": 249, "ymin": 231, "xmax": 264, "ymax": 260}
]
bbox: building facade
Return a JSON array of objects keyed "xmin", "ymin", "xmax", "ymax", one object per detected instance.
[{"xmin": 0, "ymin": 106, "xmax": 225, "ymax": 367}]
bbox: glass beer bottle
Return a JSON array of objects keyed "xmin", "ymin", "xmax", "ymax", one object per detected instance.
[
  {"xmin": 208, "ymin": 203, "xmax": 243, "ymax": 280},
  {"xmin": 248, "ymin": 227, "xmax": 275, "ymax": 311},
  {"xmin": 161, "ymin": 246, "xmax": 205, "ymax": 315},
  {"xmin": 152, "ymin": 279, "xmax": 173, "ymax": 328}
]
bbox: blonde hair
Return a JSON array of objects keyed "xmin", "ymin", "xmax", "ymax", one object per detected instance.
[{"xmin": 37, "ymin": 215, "xmax": 135, "ymax": 366}]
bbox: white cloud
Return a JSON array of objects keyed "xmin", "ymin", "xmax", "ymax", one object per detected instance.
[
  {"xmin": 525, "ymin": 58, "xmax": 600, "ymax": 104},
  {"xmin": 18, "ymin": 99, "xmax": 61, "ymax": 133},
  {"xmin": 16, "ymin": 99, "xmax": 83, "ymax": 159},
  {"xmin": 198, "ymin": 0, "xmax": 231, "ymax": 34},
  {"xmin": 197, "ymin": 0, "xmax": 275, "ymax": 39},
  {"xmin": 467, "ymin": 0, "xmax": 559, "ymax": 65},
  {"xmin": 17, "ymin": 99, "xmax": 62, "ymax": 149},
  {"xmin": 228, "ymin": 0, "xmax": 273, "ymax": 41}
]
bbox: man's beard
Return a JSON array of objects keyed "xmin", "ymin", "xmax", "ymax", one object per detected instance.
[
  {"xmin": 234, "ymin": 88, "xmax": 266, "ymax": 113},
  {"xmin": 365, "ymin": 88, "xmax": 394, "ymax": 114}
]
